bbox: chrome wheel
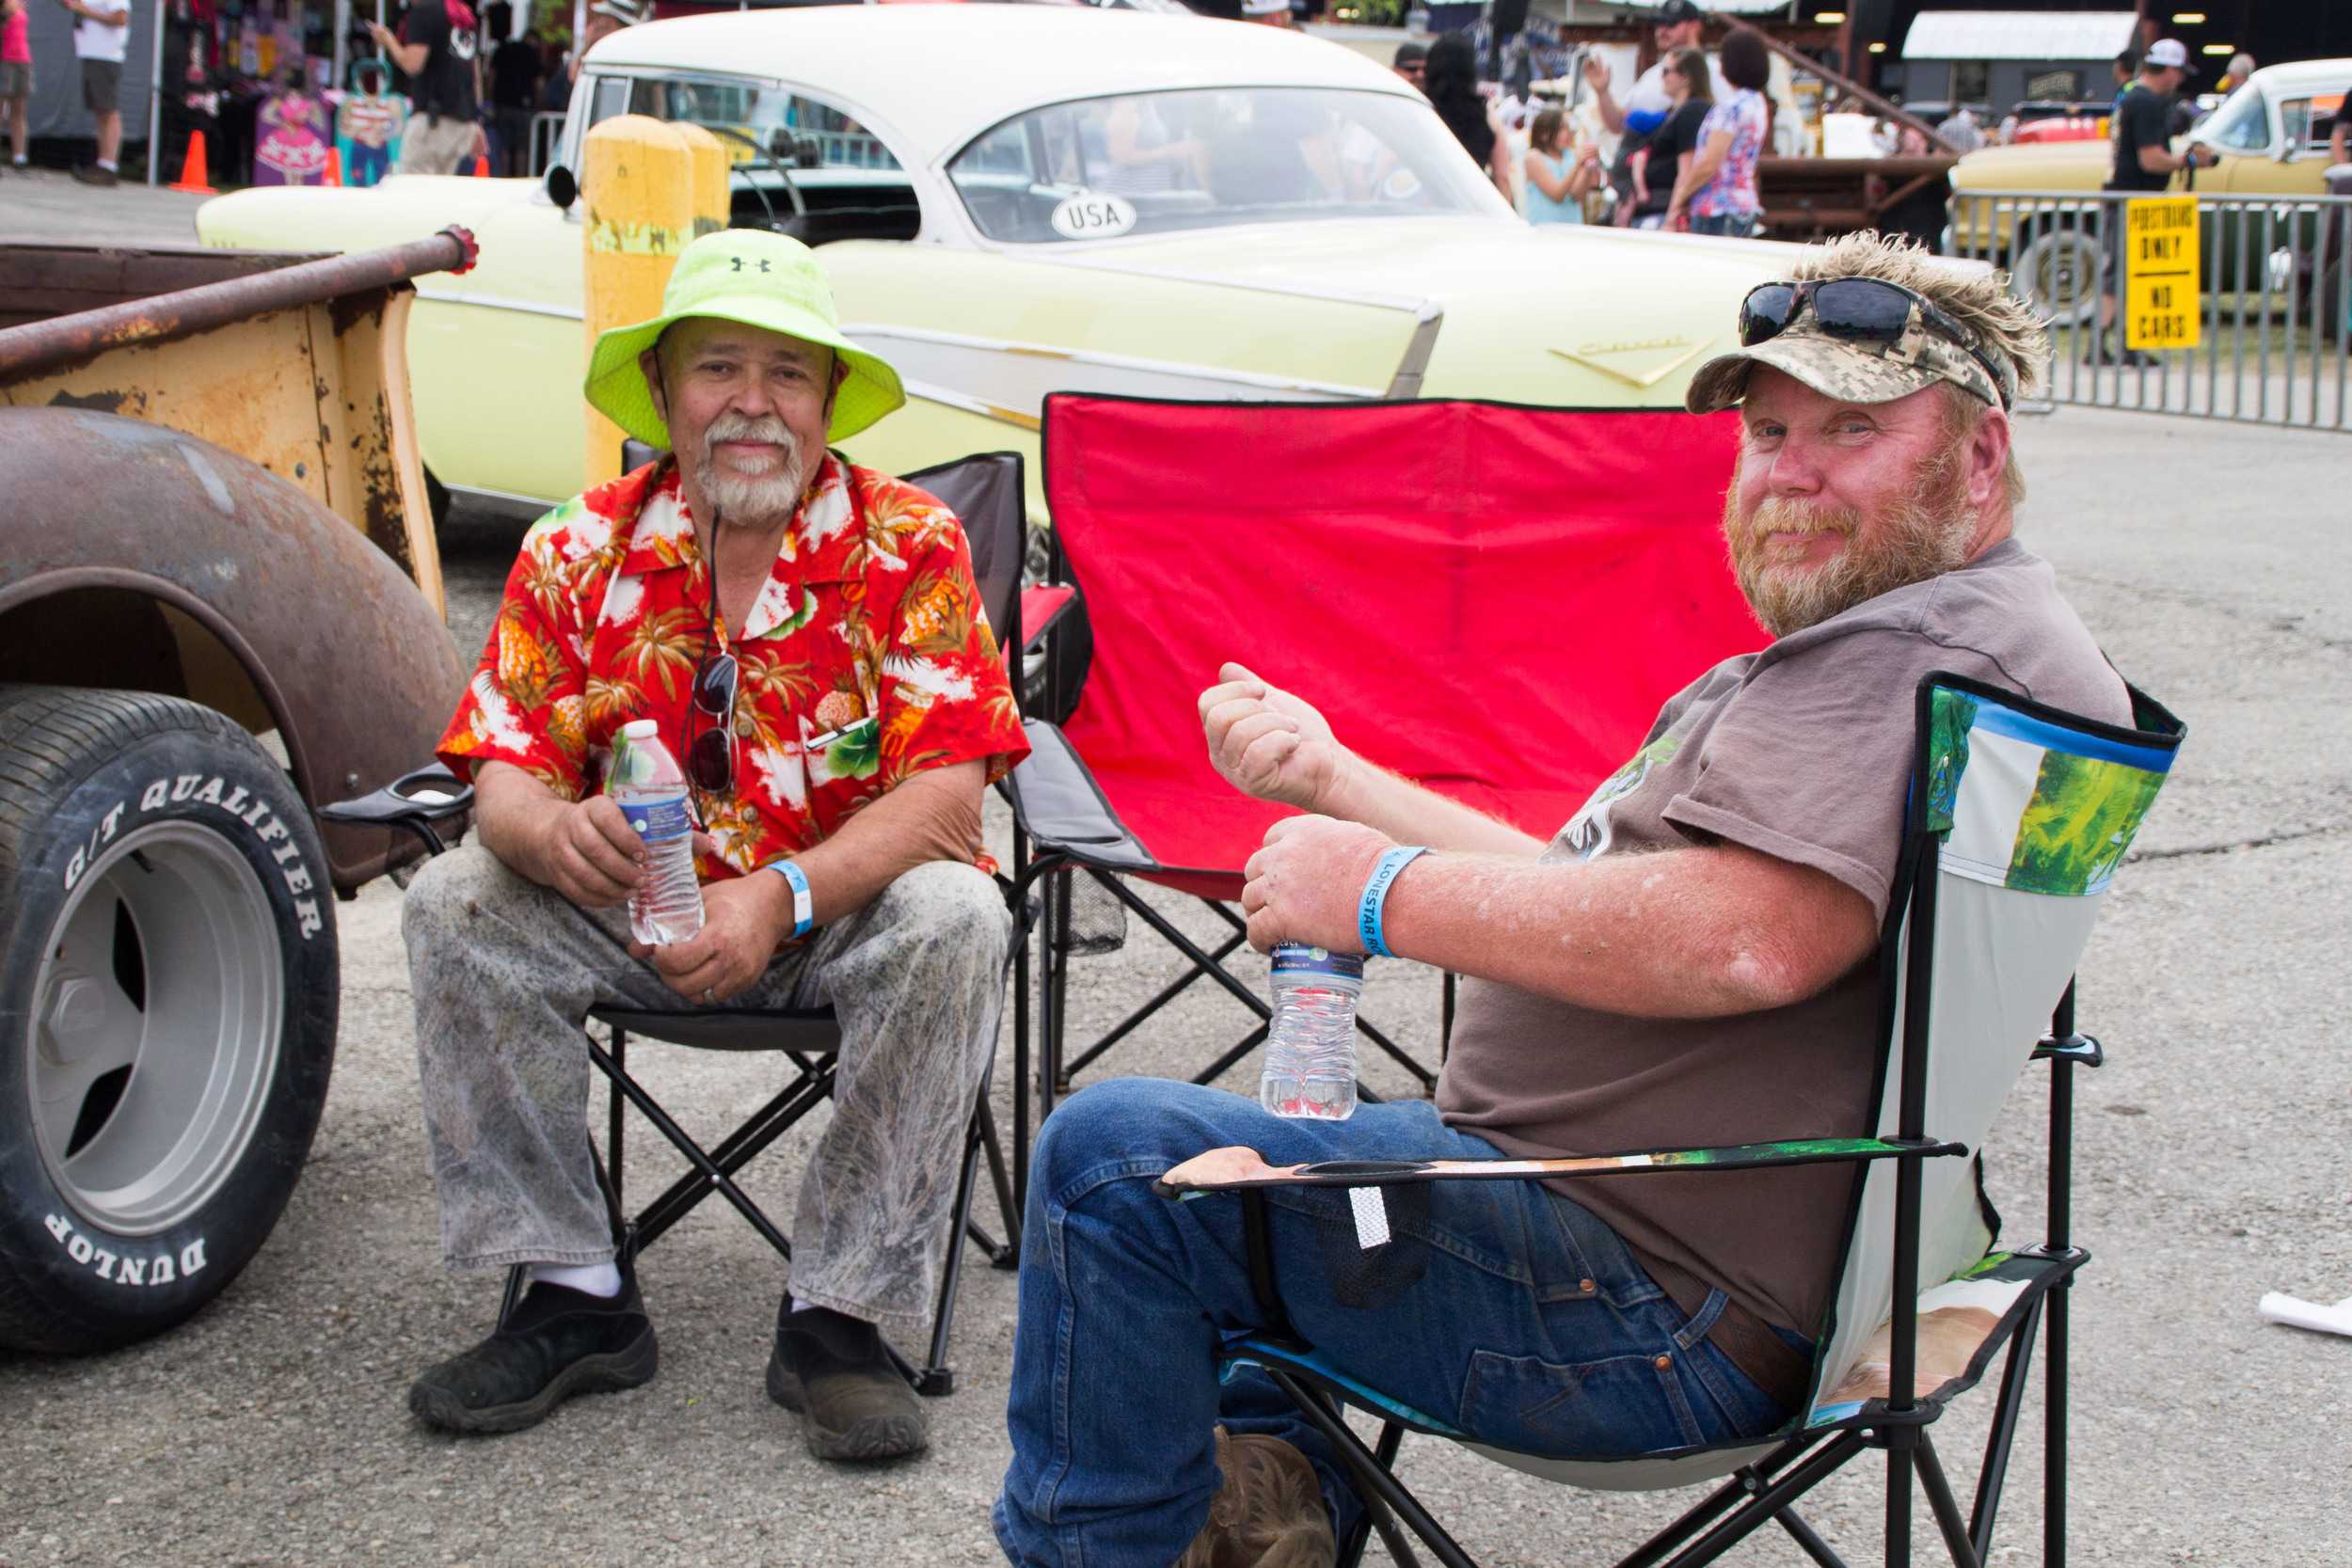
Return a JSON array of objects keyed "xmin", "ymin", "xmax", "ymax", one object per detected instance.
[
  {"xmin": 2013, "ymin": 229, "xmax": 2104, "ymax": 327},
  {"xmin": 28, "ymin": 821, "xmax": 284, "ymax": 1236}
]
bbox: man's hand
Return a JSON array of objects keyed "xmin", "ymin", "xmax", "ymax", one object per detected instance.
[
  {"xmin": 1581, "ymin": 53, "xmax": 1610, "ymax": 92},
  {"xmin": 1200, "ymin": 662, "xmax": 1346, "ymax": 812},
  {"xmin": 631, "ymin": 866, "xmax": 790, "ymax": 1004},
  {"xmin": 1240, "ymin": 815, "xmax": 1395, "ymax": 954},
  {"xmin": 533, "ymin": 795, "xmax": 645, "ymax": 909}
]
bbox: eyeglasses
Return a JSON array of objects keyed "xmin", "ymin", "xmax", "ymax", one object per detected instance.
[
  {"xmin": 1737, "ymin": 277, "xmax": 2015, "ymax": 409},
  {"xmin": 687, "ymin": 644, "xmax": 738, "ymax": 796}
]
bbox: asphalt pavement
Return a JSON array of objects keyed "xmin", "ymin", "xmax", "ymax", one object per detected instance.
[{"xmin": 4, "ymin": 191, "xmax": 2349, "ymax": 1567}]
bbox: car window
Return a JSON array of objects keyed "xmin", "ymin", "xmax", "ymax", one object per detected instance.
[
  {"xmin": 625, "ymin": 76, "xmax": 902, "ymax": 172},
  {"xmin": 2202, "ymin": 83, "xmax": 2269, "ymax": 152},
  {"xmin": 946, "ymin": 87, "xmax": 1508, "ymax": 244},
  {"xmin": 2281, "ymin": 94, "xmax": 2344, "ymax": 157}
]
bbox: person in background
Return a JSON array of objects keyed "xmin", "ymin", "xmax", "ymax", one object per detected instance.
[
  {"xmin": 58, "ymin": 0, "xmax": 129, "ymax": 186},
  {"xmin": 1522, "ymin": 106, "xmax": 1597, "ymax": 225},
  {"xmin": 568, "ymin": 0, "xmax": 644, "ymax": 83},
  {"xmin": 1619, "ymin": 43, "xmax": 1709, "ymax": 229},
  {"xmin": 368, "ymin": 0, "xmax": 485, "ymax": 175},
  {"xmin": 2109, "ymin": 49, "xmax": 2137, "ymax": 118},
  {"xmin": 490, "ymin": 24, "xmax": 542, "ymax": 175},
  {"xmin": 2089, "ymin": 39, "xmax": 2217, "ymax": 367},
  {"xmin": 0, "ymin": 0, "xmax": 30, "ymax": 173},
  {"xmin": 1424, "ymin": 32, "xmax": 1512, "ymax": 199},
  {"xmin": 2213, "ymin": 53, "xmax": 2254, "ymax": 97},
  {"xmin": 1935, "ymin": 104, "xmax": 1983, "ymax": 154},
  {"xmin": 1581, "ymin": 0, "xmax": 1722, "ymax": 138},
  {"xmin": 1391, "ymin": 39, "xmax": 1425, "ymax": 94},
  {"xmin": 1671, "ymin": 25, "xmax": 1768, "ymax": 237},
  {"xmin": 2329, "ymin": 92, "xmax": 2350, "ymax": 168}
]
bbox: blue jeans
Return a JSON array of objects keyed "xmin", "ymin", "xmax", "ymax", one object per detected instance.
[{"xmin": 993, "ymin": 1079, "xmax": 1791, "ymax": 1567}]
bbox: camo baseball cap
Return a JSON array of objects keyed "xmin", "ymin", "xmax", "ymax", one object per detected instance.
[{"xmin": 1686, "ymin": 291, "xmax": 2012, "ymax": 415}]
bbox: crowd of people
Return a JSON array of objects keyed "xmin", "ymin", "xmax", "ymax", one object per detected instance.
[{"xmin": 0, "ymin": 0, "xmax": 629, "ymax": 188}]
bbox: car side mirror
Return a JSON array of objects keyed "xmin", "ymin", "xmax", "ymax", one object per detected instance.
[
  {"xmin": 545, "ymin": 164, "xmax": 577, "ymax": 211},
  {"xmin": 2274, "ymin": 141, "xmax": 2297, "ymax": 164}
]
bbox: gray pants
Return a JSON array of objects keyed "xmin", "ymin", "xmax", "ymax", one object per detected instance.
[{"xmin": 402, "ymin": 845, "xmax": 1010, "ymax": 1337}]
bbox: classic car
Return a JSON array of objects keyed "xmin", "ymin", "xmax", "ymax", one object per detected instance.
[
  {"xmin": 1948, "ymin": 58, "xmax": 2351, "ymax": 325},
  {"xmin": 198, "ymin": 6, "xmax": 1787, "ymax": 521}
]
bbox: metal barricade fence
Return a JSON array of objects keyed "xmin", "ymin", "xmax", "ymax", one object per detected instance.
[
  {"xmin": 1945, "ymin": 186, "xmax": 2352, "ymax": 433},
  {"xmin": 529, "ymin": 111, "xmax": 566, "ymax": 179}
]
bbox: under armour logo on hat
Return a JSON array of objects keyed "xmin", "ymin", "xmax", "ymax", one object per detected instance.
[{"xmin": 728, "ymin": 257, "xmax": 772, "ymax": 273}]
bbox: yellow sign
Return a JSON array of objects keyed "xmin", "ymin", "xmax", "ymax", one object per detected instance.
[{"xmin": 2124, "ymin": 196, "xmax": 2201, "ymax": 352}]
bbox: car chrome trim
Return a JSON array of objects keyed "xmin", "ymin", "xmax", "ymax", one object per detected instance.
[
  {"xmin": 445, "ymin": 483, "xmax": 567, "ymax": 519},
  {"xmin": 1038, "ymin": 252, "xmax": 1442, "ymax": 319},
  {"xmin": 841, "ymin": 322, "xmax": 1384, "ymax": 402},
  {"xmin": 899, "ymin": 379, "xmax": 1044, "ymax": 433},
  {"xmin": 1386, "ymin": 301, "xmax": 1444, "ymax": 399},
  {"xmin": 415, "ymin": 288, "xmax": 587, "ymax": 322}
]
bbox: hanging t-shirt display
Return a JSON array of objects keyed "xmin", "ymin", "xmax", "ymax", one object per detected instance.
[{"xmin": 254, "ymin": 85, "xmax": 330, "ymax": 183}]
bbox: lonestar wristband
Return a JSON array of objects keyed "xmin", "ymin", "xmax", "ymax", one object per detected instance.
[
  {"xmin": 766, "ymin": 858, "xmax": 814, "ymax": 939},
  {"xmin": 1358, "ymin": 846, "xmax": 1429, "ymax": 958}
]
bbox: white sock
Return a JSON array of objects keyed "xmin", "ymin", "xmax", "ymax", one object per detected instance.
[
  {"xmin": 97, "ymin": 159, "xmax": 117, "ymax": 171},
  {"xmin": 532, "ymin": 1260, "xmax": 622, "ymax": 1297}
]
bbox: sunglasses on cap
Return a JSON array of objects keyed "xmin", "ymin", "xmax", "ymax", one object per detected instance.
[{"xmin": 1738, "ymin": 277, "xmax": 2015, "ymax": 409}]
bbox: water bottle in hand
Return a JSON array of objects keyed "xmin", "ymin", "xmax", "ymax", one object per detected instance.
[
  {"xmin": 1260, "ymin": 943, "xmax": 1363, "ymax": 1120},
  {"xmin": 610, "ymin": 719, "xmax": 705, "ymax": 947}
]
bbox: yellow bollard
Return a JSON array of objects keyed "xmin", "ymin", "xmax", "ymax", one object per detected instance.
[{"xmin": 580, "ymin": 115, "xmax": 730, "ymax": 486}]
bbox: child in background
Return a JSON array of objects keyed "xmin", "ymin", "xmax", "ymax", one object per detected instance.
[{"xmin": 1522, "ymin": 107, "xmax": 1598, "ymax": 224}]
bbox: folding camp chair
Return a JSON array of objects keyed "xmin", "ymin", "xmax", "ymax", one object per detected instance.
[
  {"xmin": 1005, "ymin": 394, "xmax": 1762, "ymax": 1209},
  {"xmin": 326, "ymin": 450, "xmax": 1034, "ymax": 1396},
  {"xmin": 1156, "ymin": 673, "xmax": 2185, "ymax": 1568}
]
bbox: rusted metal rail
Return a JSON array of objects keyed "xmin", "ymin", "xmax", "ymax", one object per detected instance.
[{"xmin": 0, "ymin": 226, "xmax": 477, "ymax": 380}]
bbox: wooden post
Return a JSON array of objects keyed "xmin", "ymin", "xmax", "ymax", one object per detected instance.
[{"xmin": 579, "ymin": 115, "xmax": 729, "ymax": 486}]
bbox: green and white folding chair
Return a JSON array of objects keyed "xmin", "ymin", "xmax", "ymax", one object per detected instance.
[{"xmin": 1156, "ymin": 672, "xmax": 2185, "ymax": 1568}]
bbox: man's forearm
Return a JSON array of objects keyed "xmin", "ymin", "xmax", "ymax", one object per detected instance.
[
  {"xmin": 783, "ymin": 760, "xmax": 987, "ymax": 925},
  {"xmin": 1318, "ymin": 752, "xmax": 1544, "ymax": 857},
  {"xmin": 1376, "ymin": 845, "xmax": 1875, "ymax": 1019},
  {"xmin": 471, "ymin": 759, "xmax": 567, "ymax": 885}
]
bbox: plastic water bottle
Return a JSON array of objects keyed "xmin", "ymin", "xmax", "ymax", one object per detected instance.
[
  {"xmin": 610, "ymin": 719, "xmax": 705, "ymax": 947},
  {"xmin": 1259, "ymin": 943, "xmax": 1363, "ymax": 1120}
]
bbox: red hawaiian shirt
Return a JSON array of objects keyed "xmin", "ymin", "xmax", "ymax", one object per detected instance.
[{"xmin": 437, "ymin": 455, "xmax": 1027, "ymax": 881}]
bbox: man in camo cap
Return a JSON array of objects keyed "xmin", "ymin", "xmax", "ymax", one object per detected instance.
[{"xmin": 994, "ymin": 233, "xmax": 2135, "ymax": 1568}]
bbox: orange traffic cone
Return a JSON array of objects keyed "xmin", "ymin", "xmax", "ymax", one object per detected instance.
[
  {"xmin": 471, "ymin": 152, "xmax": 490, "ymax": 177},
  {"xmin": 167, "ymin": 129, "xmax": 215, "ymax": 194},
  {"xmin": 321, "ymin": 147, "xmax": 342, "ymax": 187}
]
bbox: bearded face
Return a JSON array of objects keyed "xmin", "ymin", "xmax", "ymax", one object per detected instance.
[
  {"xmin": 686, "ymin": 409, "xmax": 809, "ymax": 528},
  {"xmin": 1722, "ymin": 413, "xmax": 1979, "ymax": 638}
]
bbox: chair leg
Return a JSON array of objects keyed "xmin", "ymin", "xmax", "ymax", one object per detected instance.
[
  {"xmin": 608, "ymin": 1025, "xmax": 628, "ymax": 1210},
  {"xmin": 1914, "ymin": 1433, "xmax": 1982, "ymax": 1568},
  {"xmin": 1885, "ymin": 1431, "xmax": 1915, "ymax": 1568},
  {"xmin": 974, "ymin": 1093, "xmax": 1021, "ymax": 1265},
  {"xmin": 1645, "ymin": 1432, "xmax": 1867, "ymax": 1568},
  {"xmin": 1968, "ymin": 1293, "xmax": 2043, "ymax": 1558},
  {"xmin": 2045, "ymin": 1279, "xmax": 2071, "ymax": 1568},
  {"xmin": 1772, "ymin": 1508, "xmax": 1849, "ymax": 1568},
  {"xmin": 1265, "ymin": 1368, "xmax": 1478, "ymax": 1568},
  {"xmin": 913, "ymin": 1103, "xmax": 993, "ymax": 1398},
  {"xmin": 1613, "ymin": 1435, "xmax": 1825, "ymax": 1568}
]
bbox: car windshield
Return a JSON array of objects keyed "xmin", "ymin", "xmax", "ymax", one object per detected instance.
[
  {"xmin": 947, "ymin": 87, "xmax": 1505, "ymax": 244},
  {"xmin": 625, "ymin": 76, "xmax": 902, "ymax": 172},
  {"xmin": 2201, "ymin": 82, "xmax": 2269, "ymax": 153}
]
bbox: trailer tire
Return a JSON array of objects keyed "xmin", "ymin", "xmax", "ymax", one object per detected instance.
[{"xmin": 0, "ymin": 684, "xmax": 337, "ymax": 1354}]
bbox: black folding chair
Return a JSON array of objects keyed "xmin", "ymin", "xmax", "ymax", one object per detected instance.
[{"xmin": 327, "ymin": 451, "xmax": 1034, "ymax": 1396}]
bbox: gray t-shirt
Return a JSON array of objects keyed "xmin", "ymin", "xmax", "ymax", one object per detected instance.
[{"xmin": 1436, "ymin": 539, "xmax": 2130, "ymax": 1338}]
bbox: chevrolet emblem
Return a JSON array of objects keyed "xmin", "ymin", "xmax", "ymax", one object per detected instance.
[{"xmin": 1549, "ymin": 335, "xmax": 1711, "ymax": 391}]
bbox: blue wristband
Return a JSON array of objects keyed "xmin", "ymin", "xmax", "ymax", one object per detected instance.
[
  {"xmin": 1358, "ymin": 846, "xmax": 1428, "ymax": 959},
  {"xmin": 767, "ymin": 859, "xmax": 814, "ymax": 939}
]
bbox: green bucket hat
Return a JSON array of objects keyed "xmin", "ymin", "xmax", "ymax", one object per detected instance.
[{"xmin": 583, "ymin": 229, "xmax": 905, "ymax": 449}]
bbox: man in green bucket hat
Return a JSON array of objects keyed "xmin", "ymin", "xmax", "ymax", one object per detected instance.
[{"xmin": 400, "ymin": 229, "xmax": 1028, "ymax": 1459}]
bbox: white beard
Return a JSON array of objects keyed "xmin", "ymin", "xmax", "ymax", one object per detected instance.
[{"xmin": 689, "ymin": 413, "xmax": 809, "ymax": 528}]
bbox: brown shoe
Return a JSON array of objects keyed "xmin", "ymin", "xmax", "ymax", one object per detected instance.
[
  {"xmin": 1175, "ymin": 1426, "xmax": 1337, "ymax": 1568},
  {"xmin": 766, "ymin": 1300, "xmax": 929, "ymax": 1461},
  {"xmin": 71, "ymin": 163, "xmax": 118, "ymax": 186}
]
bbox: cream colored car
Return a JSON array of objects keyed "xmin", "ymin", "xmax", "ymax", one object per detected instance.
[
  {"xmin": 199, "ymin": 6, "xmax": 1788, "ymax": 518},
  {"xmin": 1949, "ymin": 59, "xmax": 2350, "ymax": 324}
]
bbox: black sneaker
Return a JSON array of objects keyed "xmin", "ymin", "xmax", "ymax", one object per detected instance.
[
  {"xmin": 766, "ymin": 1299, "xmax": 929, "ymax": 1461},
  {"xmin": 408, "ymin": 1275, "xmax": 658, "ymax": 1434},
  {"xmin": 71, "ymin": 163, "xmax": 118, "ymax": 187}
]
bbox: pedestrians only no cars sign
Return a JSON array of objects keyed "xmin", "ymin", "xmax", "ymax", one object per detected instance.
[{"xmin": 2125, "ymin": 196, "xmax": 2201, "ymax": 352}]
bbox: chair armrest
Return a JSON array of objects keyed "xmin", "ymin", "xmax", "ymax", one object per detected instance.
[
  {"xmin": 1000, "ymin": 719, "xmax": 1156, "ymax": 871},
  {"xmin": 320, "ymin": 763, "xmax": 475, "ymax": 856},
  {"xmin": 1152, "ymin": 1135, "xmax": 1967, "ymax": 1200}
]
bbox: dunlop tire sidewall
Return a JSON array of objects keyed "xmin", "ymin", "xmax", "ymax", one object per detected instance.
[{"xmin": 0, "ymin": 705, "xmax": 339, "ymax": 1355}]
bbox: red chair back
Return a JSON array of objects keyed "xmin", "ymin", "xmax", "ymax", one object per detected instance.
[{"xmin": 1042, "ymin": 397, "xmax": 1763, "ymax": 897}]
